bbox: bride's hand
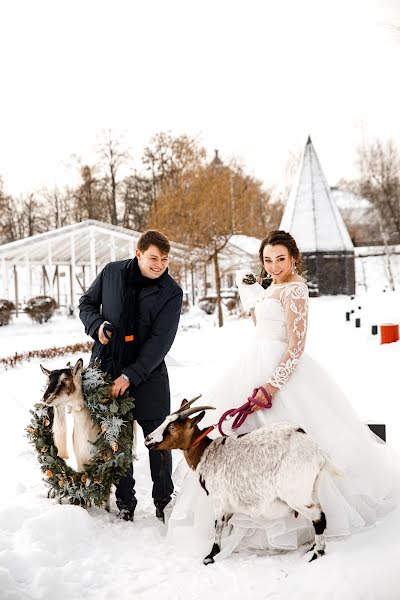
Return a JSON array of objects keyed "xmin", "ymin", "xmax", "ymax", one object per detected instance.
[{"xmin": 251, "ymin": 385, "xmax": 277, "ymax": 412}]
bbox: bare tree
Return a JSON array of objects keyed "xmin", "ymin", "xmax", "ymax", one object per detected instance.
[
  {"xmin": 0, "ymin": 179, "xmax": 19, "ymax": 242},
  {"xmin": 39, "ymin": 186, "xmax": 74, "ymax": 229},
  {"xmin": 121, "ymin": 172, "xmax": 153, "ymax": 231},
  {"xmin": 97, "ymin": 129, "xmax": 131, "ymax": 225},
  {"xmin": 0, "ymin": 182, "xmax": 49, "ymax": 241},
  {"xmin": 356, "ymin": 138, "xmax": 400, "ymax": 244},
  {"xmin": 333, "ymin": 181, "xmax": 383, "ymax": 246},
  {"xmin": 21, "ymin": 193, "xmax": 47, "ymax": 237},
  {"xmin": 72, "ymin": 164, "xmax": 108, "ymax": 222},
  {"xmin": 338, "ymin": 138, "xmax": 400, "ymax": 289}
]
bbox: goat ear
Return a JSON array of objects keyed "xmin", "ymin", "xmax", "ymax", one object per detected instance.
[
  {"xmin": 180, "ymin": 398, "xmax": 189, "ymax": 409},
  {"xmin": 72, "ymin": 358, "xmax": 84, "ymax": 377},
  {"xmin": 189, "ymin": 410, "xmax": 206, "ymax": 428},
  {"xmin": 40, "ymin": 364, "xmax": 51, "ymax": 377}
]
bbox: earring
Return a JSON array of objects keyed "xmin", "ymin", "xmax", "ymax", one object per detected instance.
[
  {"xmin": 260, "ymin": 267, "xmax": 271, "ymax": 280},
  {"xmin": 291, "ymin": 262, "xmax": 296, "ymax": 274}
]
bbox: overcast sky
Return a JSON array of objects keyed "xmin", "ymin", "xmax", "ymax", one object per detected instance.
[{"xmin": 1, "ymin": 0, "xmax": 399, "ymax": 197}]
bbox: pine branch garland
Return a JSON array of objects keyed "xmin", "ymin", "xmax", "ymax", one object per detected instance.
[{"xmin": 26, "ymin": 364, "xmax": 135, "ymax": 507}]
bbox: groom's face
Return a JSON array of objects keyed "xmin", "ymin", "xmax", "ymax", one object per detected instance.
[{"xmin": 136, "ymin": 244, "xmax": 169, "ymax": 279}]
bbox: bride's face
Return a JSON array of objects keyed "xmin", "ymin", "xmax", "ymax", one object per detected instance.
[{"xmin": 263, "ymin": 244, "xmax": 294, "ymax": 284}]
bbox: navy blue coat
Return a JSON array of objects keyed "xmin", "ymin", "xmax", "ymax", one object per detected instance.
[{"xmin": 78, "ymin": 259, "xmax": 183, "ymax": 420}]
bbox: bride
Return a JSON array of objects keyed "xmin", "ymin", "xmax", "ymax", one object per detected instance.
[{"xmin": 166, "ymin": 230, "xmax": 400, "ymax": 559}]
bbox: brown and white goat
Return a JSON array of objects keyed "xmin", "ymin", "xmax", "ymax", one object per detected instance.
[
  {"xmin": 40, "ymin": 358, "xmax": 100, "ymax": 472},
  {"xmin": 145, "ymin": 398, "xmax": 336, "ymax": 565}
]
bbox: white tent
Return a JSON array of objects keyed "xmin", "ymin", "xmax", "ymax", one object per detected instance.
[
  {"xmin": 0, "ymin": 221, "xmax": 263, "ymax": 313},
  {"xmin": 0, "ymin": 220, "xmax": 187, "ymax": 312}
]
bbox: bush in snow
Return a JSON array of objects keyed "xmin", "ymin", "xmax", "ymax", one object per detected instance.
[
  {"xmin": 224, "ymin": 298, "xmax": 238, "ymax": 314},
  {"xmin": 0, "ymin": 299, "xmax": 15, "ymax": 326},
  {"xmin": 198, "ymin": 297, "xmax": 216, "ymax": 315},
  {"xmin": 25, "ymin": 296, "xmax": 57, "ymax": 324}
]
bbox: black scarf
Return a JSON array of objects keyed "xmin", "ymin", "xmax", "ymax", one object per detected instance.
[{"xmin": 118, "ymin": 258, "xmax": 167, "ymax": 371}]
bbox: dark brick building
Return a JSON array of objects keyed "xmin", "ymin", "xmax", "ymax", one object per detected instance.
[{"xmin": 280, "ymin": 137, "xmax": 355, "ymax": 296}]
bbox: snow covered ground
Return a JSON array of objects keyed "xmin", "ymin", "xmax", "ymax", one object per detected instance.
[{"xmin": 1, "ymin": 293, "xmax": 400, "ymax": 600}]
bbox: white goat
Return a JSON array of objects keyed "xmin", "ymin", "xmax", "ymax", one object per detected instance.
[
  {"xmin": 40, "ymin": 358, "xmax": 99, "ymax": 472},
  {"xmin": 145, "ymin": 398, "xmax": 338, "ymax": 564}
]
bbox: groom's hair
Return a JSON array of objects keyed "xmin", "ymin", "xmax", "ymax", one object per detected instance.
[{"xmin": 137, "ymin": 230, "xmax": 171, "ymax": 255}]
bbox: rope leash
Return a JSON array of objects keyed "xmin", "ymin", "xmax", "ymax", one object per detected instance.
[
  {"xmin": 217, "ymin": 386, "xmax": 273, "ymax": 436},
  {"xmin": 190, "ymin": 387, "xmax": 273, "ymax": 446}
]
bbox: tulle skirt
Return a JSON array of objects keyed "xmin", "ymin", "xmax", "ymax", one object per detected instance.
[{"xmin": 166, "ymin": 338, "xmax": 400, "ymax": 560}]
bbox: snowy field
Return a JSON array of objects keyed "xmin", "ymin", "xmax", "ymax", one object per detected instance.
[{"xmin": 1, "ymin": 293, "xmax": 400, "ymax": 600}]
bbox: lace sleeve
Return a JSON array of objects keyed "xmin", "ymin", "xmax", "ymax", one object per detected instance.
[{"xmin": 267, "ymin": 283, "xmax": 309, "ymax": 389}]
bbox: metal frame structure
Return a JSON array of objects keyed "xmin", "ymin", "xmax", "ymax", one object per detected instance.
[
  {"xmin": 0, "ymin": 220, "xmax": 184, "ymax": 312},
  {"xmin": 0, "ymin": 219, "xmax": 261, "ymax": 314}
]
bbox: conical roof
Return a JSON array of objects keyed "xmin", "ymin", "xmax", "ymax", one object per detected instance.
[{"xmin": 280, "ymin": 137, "xmax": 354, "ymax": 253}]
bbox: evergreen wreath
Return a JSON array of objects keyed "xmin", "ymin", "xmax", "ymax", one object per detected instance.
[{"xmin": 26, "ymin": 364, "xmax": 135, "ymax": 507}]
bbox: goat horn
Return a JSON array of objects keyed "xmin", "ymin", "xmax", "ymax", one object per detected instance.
[
  {"xmin": 178, "ymin": 406, "xmax": 216, "ymax": 419},
  {"xmin": 175, "ymin": 394, "xmax": 203, "ymax": 414}
]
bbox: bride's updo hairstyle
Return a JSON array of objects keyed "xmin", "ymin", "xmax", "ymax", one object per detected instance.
[{"xmin": 259, "ymin": 230, "xmax": 306, "ymax": 276}]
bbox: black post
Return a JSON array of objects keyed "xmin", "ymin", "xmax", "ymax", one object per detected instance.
[
  {"xmin": 355, "ymin": 318, "xmax": 361, "ymax": 328},
  {"xmin": 366, "ymin": 423, "xmax": 386, "ymax": 442}
]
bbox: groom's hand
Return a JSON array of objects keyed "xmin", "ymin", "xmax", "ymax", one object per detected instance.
[
  {"xmin": 99, "ymin": 321, "xmax": 113, "ymax": 345},
  {"xmin": 111, "ymin": 375, "xmax": 130, "ymax": 398}
]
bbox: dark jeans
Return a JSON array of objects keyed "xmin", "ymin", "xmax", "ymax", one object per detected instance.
[{"xmin": 115, "ymin": 417, "xmax": 173, "ymax": 512}]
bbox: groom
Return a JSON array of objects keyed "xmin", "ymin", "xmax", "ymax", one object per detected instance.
[{"xmin": 79, "ymin": 229, "xmax": 183, "ymax": 522}]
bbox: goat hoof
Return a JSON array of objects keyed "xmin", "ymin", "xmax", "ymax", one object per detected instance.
[
  {"xmin": 309, "ymin": 553, "xmax": 318, "ymax": 562},
  {"xmin": 308, "ymin": 549, "xmax": 325, "ymax": 562},
  {"xmin": 203, "ymin": 543, "xmax": 220, "ymax": 565}
]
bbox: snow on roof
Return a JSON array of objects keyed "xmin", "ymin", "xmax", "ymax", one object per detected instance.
[
  {"xmin": 228, "ymin": 235, "xmax": 261, "ymax": 257},
  {"xmin": 331, "ymin": 189, "xmax": 372, "ymax": 211},
  {"xmin": 280, "ymin": 137, "xmax": 354, "ymax": 253}
]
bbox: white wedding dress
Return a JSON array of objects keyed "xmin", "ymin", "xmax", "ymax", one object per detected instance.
[{"xmin": 166, "ymin": 275, "xmax": 400, "ymax": 559}]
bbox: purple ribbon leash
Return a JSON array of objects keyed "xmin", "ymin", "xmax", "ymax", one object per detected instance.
[{"xmin": 217, "ymin": 386, "xmax": 273, "ymax": 436}]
